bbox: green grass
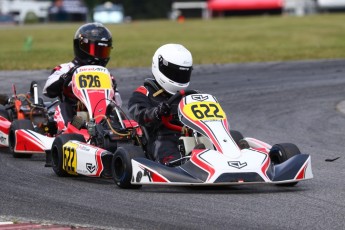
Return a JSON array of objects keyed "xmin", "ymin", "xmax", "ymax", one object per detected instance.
[{"xmin": 1, "ymin": 13, "xmax": 345, "ymax": 70}]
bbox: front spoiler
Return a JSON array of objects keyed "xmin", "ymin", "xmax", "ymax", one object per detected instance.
[{"xmin": 130, "ymin": 153, "xmax": 313, "ymax": 186}]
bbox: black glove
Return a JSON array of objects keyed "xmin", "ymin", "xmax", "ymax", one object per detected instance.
[
  {"xmin": 61, "ymin": 65, "xmax": 79, "ymax": 87},
  {"xmin": 155, "ymin": 102, "xmax": 171, "ymax": 119}
]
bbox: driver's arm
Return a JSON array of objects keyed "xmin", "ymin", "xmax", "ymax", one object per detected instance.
[
  {"xmin": 43, "ymin": 65, "xmax": 66, "ymax": 98},
  {"xmin": 128, "ymin": 87, "xmax": 161, "ymax": 128},
  {"xmin": 43, "ymin": 63, "xmax": 78, "ymax": 98}
]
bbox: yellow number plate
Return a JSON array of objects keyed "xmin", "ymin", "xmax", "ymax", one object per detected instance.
[
  {"xmin": 75, "ymin": 71, "xmax": 112, "ymax": 89},
  {"xmin": 183, "ymin": 102, "xmax": 226, "ymax": 121},
  {"xmin": 63, "ymin": 142, "xmax": 78, "ymax": 175}
]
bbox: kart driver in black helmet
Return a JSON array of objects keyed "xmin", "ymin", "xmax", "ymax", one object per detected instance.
[
  {"xmin": 43, "ymin": 22, "xmax": 122, "ymax": 130},
  {"xmin": 128, "ymin": 43, "xmax": 195, "ymax": 166}
]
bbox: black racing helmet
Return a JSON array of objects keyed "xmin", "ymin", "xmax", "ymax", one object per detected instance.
[{"xmin": 73, "ymin": 23, "xmax": 113, "ymax": 66}]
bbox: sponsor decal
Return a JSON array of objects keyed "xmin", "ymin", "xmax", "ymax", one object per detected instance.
[
  {"xmin": 138, "ymin": 167, "xmax": 152, "ymax": 182},
  {"xmin": 137, "ymin": 165, "xmax": 167, "ymax": 182},
  {"xmin": 78, "ymin": 145, "xmax": 91, "ymax": 152},
  {"xmin": 0, "ymin": 136, "xmax": 6, "ymax": 143},
  {"xmin": 191, "ymin": 95, "xmax": 208, "ymax": 101},
  {"xmin": 179, "ymin": 67, "xmax": 190, "ymax": 71},
  {"xmin": 78, "ymin": 67, "xmax": 107, "ymax": 72},
  {"xmin": 86, "ymin": 163, "xmax": 96, "ymax": 173},
  {"xmin": 97, "ymin": 42, "xmax": 108, "ymax": 47},
  {"xmin": 136, "ymin": 171, "xmax": 143, "ymax": 182},
  {"xmin": 228, "ymin": 161, "xmax": 248, "ymax": 169}
]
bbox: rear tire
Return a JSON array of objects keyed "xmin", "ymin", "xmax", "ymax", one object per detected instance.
[
  {"xmin": 103, "ymin": 136, "xmax": 117, "ymax": 153},
  {"xmin": 51, "ymin": 133, "xmax": 85, "ymax": 177},
  {"xmin": 269, "ymin": 143, "xmax": 301, "ymax": 186},
  {"xmin": 112, "ymin": 145, "xmax": 144, "ymax": 189},
  {"xmin": 9, "ymin": 120, "xmax": 34, "ymax": 158}
]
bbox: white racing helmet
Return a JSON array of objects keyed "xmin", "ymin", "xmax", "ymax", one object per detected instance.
[{"xmin": 152, "ymin": 44, "xmax": 193, "ymax": 95}]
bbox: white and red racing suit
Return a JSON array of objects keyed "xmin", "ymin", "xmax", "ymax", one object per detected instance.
[{"xmin": 43, "ymin": 59, "xmax": 122, "ymax": 130}]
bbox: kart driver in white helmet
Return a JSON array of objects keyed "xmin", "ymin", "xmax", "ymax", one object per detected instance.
[
  {"xmin": 128, "ymin": 43, "xmax": 196, "ymax": 166},
  {"xmin": 43, "ymin": 22, "xmax": 122, "ymax": 131}
]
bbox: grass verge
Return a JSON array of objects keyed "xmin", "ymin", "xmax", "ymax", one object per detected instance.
[{"xmin": 1, "ymin": 13, "xmax": 345, "ymax": 70}]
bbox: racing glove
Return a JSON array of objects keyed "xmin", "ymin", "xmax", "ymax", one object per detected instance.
[
  {"xmin": 61, "ymin": 65, "xmax": 79, "ymax": 87},
  {"xmin": 154, "ymin": 102, "xmax": 171, "ymax": 120}
]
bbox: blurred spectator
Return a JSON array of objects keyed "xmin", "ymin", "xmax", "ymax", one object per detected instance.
[
  {"xmin": 49, "ymin": 0, "xmax": 67, "ymax": 22},
  {"xmin": 48, "ymin": 0, "xmax": 87, "ymax": 22}
]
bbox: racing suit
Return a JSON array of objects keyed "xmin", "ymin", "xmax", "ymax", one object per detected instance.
[
  {"xmin": 128, "ymin": 78, "xmax": 183, "ymax": 165},
  {"xmin": 43, "ymin": 58, "xmax": 122, "ymax": 130}
]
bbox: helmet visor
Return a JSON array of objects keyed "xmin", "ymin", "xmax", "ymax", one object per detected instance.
[
  {"xmin": 80, "ymin": 41, "xmax": 112, "ymax": 59},
  {"xmin": 158, "ymin": 55, "xmax": 192, "ymax": 84}
]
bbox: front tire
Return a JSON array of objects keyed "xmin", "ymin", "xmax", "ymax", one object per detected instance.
[
  {"xmin": 269, "ymin": 143, "xmax": 301, "ymax": 186},
  {"xmin": 230, "ymin": 130, "xmax": 249, "ymax": 149},
  {"xmin": 112, "ymin": 145, "xmax": 144, "ymax": 189},
  {"xmin": 9, "ymin": 119, "xmax": 34, "ymax": 158},
  {"xmin": 51, "ymin": 133, "xmax": 85, "ymax": 177}
]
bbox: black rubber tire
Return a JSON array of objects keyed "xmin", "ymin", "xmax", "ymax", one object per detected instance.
[
  {"xmin": 9, "ymin": 119, "xmax": 34, "ymax": 158},
  {"xmin": 269, "ymin": 143, "xmax": 301, "ymax": 186},
  {"xmin": 230, "ymin": 130, "xmax": 244, "ymax": 145},
  {"xmin": 0, "ymin": 105, "xmax": 10, "ymax": 121},
  {"xmin": 112, "ymin": 145, "xmax": 144, "ymax": 189},
  {"xmin": 51, "ymin": 133, "xmax": 85, "ymax": 177},
  {"xmin": 230, "ymin": 130, "xmax": 250, "ymax": 149},
  {"xmin": 103, "ymin": 136, "xmax": 117, "ymax": 153}
]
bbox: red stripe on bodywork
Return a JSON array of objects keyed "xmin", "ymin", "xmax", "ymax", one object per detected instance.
[
  {"xmin": 150, "ymin": 171, "xmax": 168, "ymax": 182},
  {"xmin": 296, "ymin": 163, "xmax": 307, "ymax": 180},
  {"xmin": 190, "ymin": 149, "xmax": 215, "ymax": 181},
  {"xmin": 64, "ymin": 123, "xmax": 90, "ymax": 140},
  {"xmin": 15, "ymin": 130, "xmax": 45, "ymax": 153},
  {"xmin": 261, "ymin": 154, "xmax": 270, "ymax": 179},
  {"xmin": 138, "ymin": 164, "xmax": 169, "ymax": 183},
  {"xmin": 0, "ymin": 117, "xmax": 11, "ymax": 134},
  {"xmin": 179, "ymin": 100, "xmax": 223, "ymax": 153},
  {"xmin": 95, "ymin": 149, "xmax": 104, "ymax": 177}
]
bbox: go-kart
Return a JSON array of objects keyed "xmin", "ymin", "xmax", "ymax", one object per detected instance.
[
  {"xmin": 0, "ymin": 65, "xmax": 139, "ymax": 168},
  {"xmin": 0, "ymin": 81, "xmax": 59, "ymax": 157},
  {"xmin": 46, "ymin": 65, "xmax": 140, "ymax": 178},
  {"xmin": 111, "ymin": 90, "xmax": 313, "ymax": 189}
]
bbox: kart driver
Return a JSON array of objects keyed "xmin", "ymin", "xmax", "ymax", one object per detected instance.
[
  {"xmin": 128, "ymin": 43, "xmax": 194, "ymax": 166},
  {"xmin": 43, "ymin": 22, "xmax": 122, "ymax": 130}
]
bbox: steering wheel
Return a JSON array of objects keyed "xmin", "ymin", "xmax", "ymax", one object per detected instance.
[{"xmin": 161, "ymin": 90, "xmax": 198, "ymax": 132}]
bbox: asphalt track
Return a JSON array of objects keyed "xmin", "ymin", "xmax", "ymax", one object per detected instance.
[{"xmin": 0, "ymin": 59, "xmax": 344, "ymax": 229}]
